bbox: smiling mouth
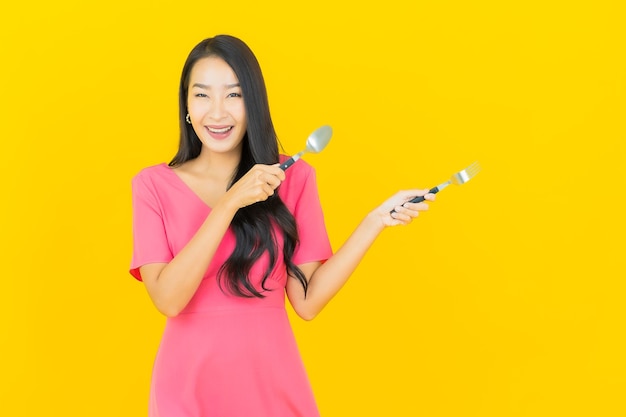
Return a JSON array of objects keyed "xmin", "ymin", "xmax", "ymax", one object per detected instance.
[{"xmin": 207, "ymin": 126, "xmax": 233, "ymax": 133}]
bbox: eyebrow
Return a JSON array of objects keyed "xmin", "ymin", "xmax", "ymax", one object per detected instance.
[{"xmin": 191, "ymin": 83, "xmax": 241, "ymax": 89}]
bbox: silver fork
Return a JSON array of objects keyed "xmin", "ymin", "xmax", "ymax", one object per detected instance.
[{"xmin": 392, "ymin": 161, "xmax": 481, "ymax": 212}]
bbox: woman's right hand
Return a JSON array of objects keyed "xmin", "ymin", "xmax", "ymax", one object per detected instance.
[{"xmin": 224, "ymin": 164, "xmax": 286, "ymax": 208}]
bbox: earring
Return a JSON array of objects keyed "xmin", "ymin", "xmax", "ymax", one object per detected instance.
[{"xmin": 185, "ymin": 114, "xmax": 191, "ymax": 124}]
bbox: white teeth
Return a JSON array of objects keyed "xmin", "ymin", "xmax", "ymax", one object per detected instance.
[{"xmin": 208, "ymin": 126, "xmax": 232, "ymax": 133}]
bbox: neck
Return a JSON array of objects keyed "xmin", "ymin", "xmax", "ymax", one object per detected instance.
[{"xmin": 189, "ymin": 148, "xmax": 241, "ymax": 181}]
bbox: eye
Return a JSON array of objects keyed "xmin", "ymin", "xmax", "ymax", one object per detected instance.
[
  {"xmin": 194, "ymin": 93, "xmax": 208, "ymax": 98},
  {"xmin": 227, "ymin": 92, "xmax": 242, "ymax": 98}
]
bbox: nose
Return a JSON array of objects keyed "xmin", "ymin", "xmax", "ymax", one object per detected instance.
[{"xmin": 208, "ymin": 97, "xmax": 227, "ymax": 120}]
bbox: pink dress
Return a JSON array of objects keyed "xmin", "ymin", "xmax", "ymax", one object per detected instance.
[{"xmin": 130, "ymin": 160, "xmax": 333, "ymax": 417}]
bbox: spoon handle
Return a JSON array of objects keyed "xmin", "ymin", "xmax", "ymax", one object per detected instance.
[
  {"xmin": 279, "ymin": 151, "xmax": 305, "ymax": 171},
  {"xmin": 279, "ymin": 157, "xmax": 297, "ymax": 171}
]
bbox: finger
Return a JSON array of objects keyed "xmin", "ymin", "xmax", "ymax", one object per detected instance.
[
  {"xmin": 258, "ymin": 164, "xmax": 285, "ymax": 184},
  {"xmin": 250, "ymin": 189, "xmax": 273, "ymax": 205},
  {"xmin": 390, "ymin": 209, "xmax": 413, "ymax": 225},
  {"xmin": 402, "ymin": 201, "xmax": 429, "ymax": 212},
  {"xmin": 265, "ymin": 164, "xmax": 286, "ymax": 181},
  {"xmin": 260, "ymin": 173, "xmax": 282, "ymax": 190},
  {"xmin": 262, "ymin": 182, "xmax": 275, "ymax": 196},
  {"xmin": 397, "ymin": 204, "xmax": 421, "ymax": 218}
]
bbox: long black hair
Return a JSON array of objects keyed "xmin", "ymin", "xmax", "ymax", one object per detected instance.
[{"xmin": 170, "ymin": 35, "xmax": 308, "ymax": 298}]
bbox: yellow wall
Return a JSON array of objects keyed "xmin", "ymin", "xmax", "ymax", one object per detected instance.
[{"xmin": 1, "ymin": 1, "xmax": 624, "ymax": 416}]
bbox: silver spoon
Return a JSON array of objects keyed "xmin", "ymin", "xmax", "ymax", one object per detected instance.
[{"xmin": 279, "ymin": 125, "xmax": 333, "ymax": 170}]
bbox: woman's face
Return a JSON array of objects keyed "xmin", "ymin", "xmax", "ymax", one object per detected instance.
[{"xmin": 187, "ymin": 56, "xmax": 247, "ymax": 156}]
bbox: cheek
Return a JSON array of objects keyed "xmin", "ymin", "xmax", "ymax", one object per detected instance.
[
  {"xmin": 231, "ymin": 102, "xmax": 247, "ymax": 121},
  {"xmin": 187, "ymin": 101, "xmax": 203, "ymax": 117}
]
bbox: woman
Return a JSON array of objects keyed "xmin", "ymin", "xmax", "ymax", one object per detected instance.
[{"xmin": 130, "ymin": 34, "xmax": 434, "ymax": 417}]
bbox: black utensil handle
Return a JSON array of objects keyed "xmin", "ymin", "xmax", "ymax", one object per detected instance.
[
  {"xmin": 279, "ymin": 158, "xmax": 296, "ymax": 171},
  {"xmin": 407, "ymin": 186, "xmax": 440, "ymax": 204},
  {"xmin": 390, "ymin": 186, "xmax": 440, "ymax": 214}
]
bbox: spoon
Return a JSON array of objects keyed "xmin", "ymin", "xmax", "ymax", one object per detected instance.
[{"xmin": 279, "ymin": 125, "xmax": 333, "ymax": 171}]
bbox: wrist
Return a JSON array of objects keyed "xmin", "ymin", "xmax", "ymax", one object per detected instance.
[
  {"xmin": 364, "ymin": 210, "xmax": 386, "ymax": 233},
  {"xmin": 213, "ymin": 194, "xmax": 240, "ymax": 217}
]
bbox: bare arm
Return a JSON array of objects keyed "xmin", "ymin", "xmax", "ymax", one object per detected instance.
[
  {"xmin": 286, "ymin": 189, "xmax": 434, "ymax": 320},
  {"xmin": 139, "ymin": 164, "xmax": 285, "ymax": 317}
]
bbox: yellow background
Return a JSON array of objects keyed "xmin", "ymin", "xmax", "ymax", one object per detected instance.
[{"xmin": 1, "ymin": 1, "xmax": 624, "ymax": 416}]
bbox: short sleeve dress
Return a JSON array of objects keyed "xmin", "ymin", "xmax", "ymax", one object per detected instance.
[{"xmin": 130, "ymin": 159, "xmax": 333, "ymax": 417}]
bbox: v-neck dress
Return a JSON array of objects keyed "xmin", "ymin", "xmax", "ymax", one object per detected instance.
[{"xmin": 130, "ymin": 160, "xmax": 333, "ymax": 417}]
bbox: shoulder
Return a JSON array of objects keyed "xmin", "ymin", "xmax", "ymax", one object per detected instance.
[
  {"xmin": 131, "ymin": 163, "xmax": 173, "ymax": 197},
  {"xmin": 133, "ymin": 163, "xmax": 169, "ymax": 180},
  {"xmin": 132, "ymin": 163, "xmax": 170, "ymax": 185}
]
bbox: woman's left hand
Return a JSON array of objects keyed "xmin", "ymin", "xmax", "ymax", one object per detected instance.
[{"xmin": 374, "ymin": 189, "xmax": 435, "ymax": 227}]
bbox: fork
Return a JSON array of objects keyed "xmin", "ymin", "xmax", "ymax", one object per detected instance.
[{"xmin": 391, "ymin": 161, "xmax": 481, "ymax": 213}]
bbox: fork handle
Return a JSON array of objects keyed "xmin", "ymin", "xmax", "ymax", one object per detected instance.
[
  {"xmin": 406, "ymin": 186, "xmax": 441, "ymax": 204},
  {"xmin": 390, "ymin": 186, "xmax": 440, "ymax": 214}
]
